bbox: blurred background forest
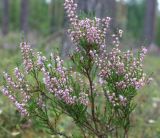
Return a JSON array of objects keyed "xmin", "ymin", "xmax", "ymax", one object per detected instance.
[{"xmin": 0, "ymin": 0, "xmax": 160, "ymax": 138}]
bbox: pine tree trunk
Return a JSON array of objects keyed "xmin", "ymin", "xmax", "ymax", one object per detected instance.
[
  {"xmin": 77, "ymin": 0, "xmax": 88, "ymax": 13},
  {"xmin": 144, "ymin": 0, "xmax": 157, "ymax": 45},
  {"xmin": 50, "ymin": 0, "xmax": 64, "ymax": 33},
  {"xmin": 78, "ymin": 0, "xmax": 116, "ymax": 19},
  {"xmin": 20, "ymin": 0, "xmax": 29, "ymax": 35},
  {"xmin": 2, "ymin": 0, "xmax": 9, "ymax": 36}
]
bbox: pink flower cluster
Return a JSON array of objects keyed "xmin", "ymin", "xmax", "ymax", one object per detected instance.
[
  {"xmin": 96, "ymin": 46, "xmax": 151, "ymax": 90},
  {"xmin": 64, "ymin": 0, "xmax": 78, "ymax": 25},
  {"xmin": 1, "ymin": 87, "xmax": 29, "ymax": 116},
  {"xmin": 41, "ymin": 57, "xmax": 76, "ymax": 104},
  {"xmin": 37, "ymin": 53, "xmax": 88, "ymax": 106},
  {"xmin": 1, "ymin": 41, "xmax": 90, "ymax": 116},
  {"xmin": 1, "ymin": 42, "xmax": 34, "ymax": 116},
  {"xmin": 14, "ymin": 68, "xmax": 30, "ymax": 103},
  {"xmin": 105, "ymin": 91, "xmax": 127, "ymax": 107},
  {"xmin": 1, "ymin": 68, "xmax": 30, "ymax": 116},
  {"xmin": 64, "ymin": 0, "xmax": 111, "ymax": 47},
  {"xmin": 92, "ymin": 44, "xmax": 152, "ymax": 107},
  {"xmin": 20, "ymin": 42, "xmax": 33, "ymax": 73}
]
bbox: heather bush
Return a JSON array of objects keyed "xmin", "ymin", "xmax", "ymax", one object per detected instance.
[{"xmin": 0, "ymin": 0, "xmax": 152, "ymax": 137}]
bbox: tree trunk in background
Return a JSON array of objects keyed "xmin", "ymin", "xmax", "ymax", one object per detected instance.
[
  {"xmin": 20, "ymin": 0, "xmax": 29, "ymax": 35},
  {"xmin": 77, "ymin": 0, "xmax": 116, "ymax": 28},
  {"xmin": 61, "ymin": 32, "xmax": 73, "ymax": 58},
  {"xmin": 104, "ymin": 0, "xmax": 116, "ymax": 25},
  {"xmin": 78, "ymin": 0, "xmax": 116, "ymax": 19},
  {"xmin": 144, "ymin": 0, "xmax": 157, "ymax": 45},
  {"xmin": 77, "ymin": 0, "xmax": 88, "ymax": 13},
  {"xmin": 50, "ymin": 0, "xmax": 64, "ymax": 33},
  {"xmin": 2, "ymin": 0, "xmax": 9, "ymax": 36}
]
